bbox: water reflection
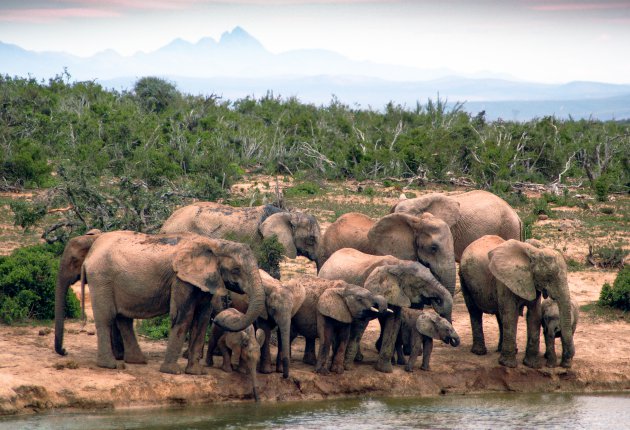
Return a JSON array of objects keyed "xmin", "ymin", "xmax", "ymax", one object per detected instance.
[{"xmin": 2, "ymin": 393, "xmax": 629, "ymax": 430}]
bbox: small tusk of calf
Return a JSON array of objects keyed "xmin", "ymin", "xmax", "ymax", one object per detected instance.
[
  {"xmin": 386, "ymin": 308, "xmax": 394, "ymax": 314},
  {"xmin": 370, "ymin": 307, "xmax": 379, "ymax": 313}
]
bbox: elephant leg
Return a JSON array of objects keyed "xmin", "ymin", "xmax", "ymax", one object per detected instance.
[
  {"xmin": 330, "ymin": 324, "xmax": 350, "ymax": 374},
  {"xmin": 544, "ymin": 331, "xmax": 557, "ymax": 367},
  {"xmin": 420, "ymin": 336, "xmax": 433, "ymax": 371},
  {"xmin": 523, "ymin": 302, "xmax": 542, "ymax": 369},
  {"xmin": 185, "ymin": 296, "xmax": 212, "ymax": 375},
  {"xmin": 116, "ymin": 316, "xmax": 147, "ymax": 364},
  {"xmin": 303, "ymin": 337, "xmax": 317, "ymax": 365},
  {"xmin": 257, "ymin": 320, "xmax": 274, "ymax": 374},
  {"xmin": 344, "ymin": 319, "xmax": 368, "ymax": 370},
  {"xmin": 160, "ymin": 287, "xmax": 197, "ymax": 375},
  {"xmin": 395, "ymin": 325, "xmax": 406, "ymax": 366},
  {"xmin": 375, "ymin": 309, "xmax": 401, "ymax": 374},
  {"xmin": 495, "ymin": 314, "xmax": 503, "ymax": 352},
  {"xmin": 315, "ymin": 315, "xmax": 332, "ymax": 375},
  {"xmin": 218, "ymin": 338, "xmax": 233, "ymax": 373},
  {"xmin": 91, "ymin": 287, "xmax": 119, "ymax": 369},
  {"xmin": 405, "ymin": 330, "xmax": 422, "ymax": 372},
  {"xmin": 463, "ymin": 288, "xmax": 487, "ymax": 356},
  {"xmin": 111, "ymin": 321, "xmax": 124, "ymax": 361},
  {"xmin": 497, "ymin": 297, "xmax": 519, "ymax": 368},
  {"xmin": 205, "ymin": 323, "xmax": 224, "ymax": 367},
  {"xmin": 275, "ymin": 316, "xmax": 291, "ymax": 378}
]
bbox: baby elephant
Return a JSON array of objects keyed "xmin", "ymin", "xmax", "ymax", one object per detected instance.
[
  {"xmin": 217, "ymin": 309, "xmax": 266, "ymax": 402},
  {"xmin": 397, "ymin": 308, "xmax": 460, "ymax": 372},
  {"xmin": 542, "ymin": 298, "xmax": 579, "ymax": 367}
]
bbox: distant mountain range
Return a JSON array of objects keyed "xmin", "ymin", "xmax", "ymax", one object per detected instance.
[{"xmin": 2, "ymin": 27, "xmax": 630, "ymax": 121}]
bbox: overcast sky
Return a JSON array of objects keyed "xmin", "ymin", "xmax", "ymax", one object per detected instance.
[{"xmin": 1, "ymin": 0, "xmax": 629, "ymax": 84}]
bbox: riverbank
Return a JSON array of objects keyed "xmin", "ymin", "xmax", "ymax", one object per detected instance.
[{"xmin": 1, "ymin": 266, "xmax": 628, "ymax": 416}]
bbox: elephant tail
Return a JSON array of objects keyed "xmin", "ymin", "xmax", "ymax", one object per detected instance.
[{"xmin": 80, "ymin": 263, "xmax": 87, "ymax": 326}]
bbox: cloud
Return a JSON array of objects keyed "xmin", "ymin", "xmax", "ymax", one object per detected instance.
[{"xmin": 0, "ymin": 7, "xmax": 120, "ymax": 23}]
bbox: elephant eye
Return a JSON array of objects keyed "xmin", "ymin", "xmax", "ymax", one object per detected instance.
[
  {"xmin": 305, "ymin": 236, "xmax": 316, "ymax": 245},
  {"xmin": 430, "ymin": 244, "xmax": 439, "ymax": 253},
  {"xmin": 230, "ymin": 267, "xmax": 241, "ymax": 275}
]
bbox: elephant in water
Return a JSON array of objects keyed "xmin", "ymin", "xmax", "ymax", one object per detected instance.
[
  {"xmin": 54, "ymin": 229, "xmax": 102, "ymax": 356},
  {"xmin": 217, "ymin": 308, "xmax": 266, "ymax": 402},
  {"xmin": 316, "ymin": 212, "xmax": 456, "ymax": 296},
  {"xmin": 65, "ymin": 231, "xmax": 265, "ymax": 374},
  {"xmin": 391, "ymin": 190, "xmax": 523, "ymax": 261},
  {"xmin": 160, "ymin": 202, "xmax": 321, "ymax": 275},
  {"xmin": 459, "ymin": 236, "xmax": 575, "ymax": 368},
  {"xmin": 319, "ymin": 248, "xmax": 453, "ymax": 373},
  {"xmin": 542, "ymin": 298, "xmax": 579, "ymax": 367}
]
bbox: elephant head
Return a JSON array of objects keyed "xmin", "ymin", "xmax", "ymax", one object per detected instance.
[
  {"xmin": 363, "ymin": 261, "xmax": 453, "ymax": 321},
  {"xmin": 416, "ymin": 311, "xmax": 460, "ymax": 347},
  {"xmin": 392, "ymin": 193, "xmax": 461, "ymax": 229},
  {"xmin": 177, "ymin": 238, "xmax": 265, "ymax": 333},
  {"xmin": 367, "ymin": 212, "xmax": 456, "ymax": 296},
  {"xmin": 259, "ymin": 211, "xmax": 321, "ymax": 263},
  {"xmin": 318, "ymin": 284, "xmax": 389, "ymax": 323},
  {"xmin": 488, "ymin": 239, "xmax": 575, "ymax": 368}
]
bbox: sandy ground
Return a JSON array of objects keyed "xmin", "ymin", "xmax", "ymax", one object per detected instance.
[{"xmin": 1, "ymin": 187, "xmax": 628, "ymax": 416}]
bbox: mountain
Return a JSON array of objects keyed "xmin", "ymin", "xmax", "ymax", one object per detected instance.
[{"xmin": 2, "ymin": 27, "xmax": 630, "ymax": 120}]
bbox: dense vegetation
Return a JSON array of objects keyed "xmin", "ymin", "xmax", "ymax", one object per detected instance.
[
  {"xmin": 1, "ymin": 73, "xmax": 628, "ymax": 239},
  {"xmin": 599, "ymin": 266, "xmax": 630, "ymax": 311}
]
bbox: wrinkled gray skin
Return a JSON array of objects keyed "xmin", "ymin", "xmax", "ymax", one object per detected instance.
[
  {"xmin": 392, "ymin": 190, "xmax": 523, "ymax": 261},
  {"xmin": 217, "ymin": 309, "xmax": 266, "ymax": 402},
  {"xmin": 315, "ymin": 284, "xmax": 390, "ymax": 375},
  {"xmin": 542, "ymin": 298, "xmax": 579, "ymax": 367},
  {"xmin": 289, "ymin": 276, "xmax": 387, "ymax": 369},
  {"xmin": 54, "ymin": 229, "xmax": 102, "ymax": 356},
  {"xmin": 206, "ymin": 270, "xmax": 306, "ymax": 379},
  {"xmin": 459, "ymin": 236, "xmax": 575, "ymax": 368},
  {"xmin": 74, "ymin": 231, "xmax": 265, "ymax": 375},
  {"xmin": 320, "ymin": 248, "xmax": 452, "ymax": 373},
  {"xmin": 317, "ymin": 212, "xmax": 456, "ymax": 296},
  {"xmin": 160, "ymin": 202, "xmax": 321, "ymax": 275},
  {"xmin": 396, "ymin": 308, "xmax": 460, "ymax": 372}
]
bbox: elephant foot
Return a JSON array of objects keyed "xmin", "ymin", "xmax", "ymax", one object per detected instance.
[
  {"xmin": 315, "ymin": 367, "xmax": 330, "ymax": 375},
  {"xmin": 471, "ymin": 344, "xmax": 488, "ymax": 356},
  {"xmin": 185, "ymin": 362, "xmax": 208, "ymax": 375},
  {"xmin": 124, "ymin": 352, "xmax": 148, "ymax": 365},
  {"xmin": 374, "ymin": 358, "xmax": 393, "ymax": 373},
  {"xmin": 523, "ymin": 355, "xmax": 541, "ymax": 369},
  {"xmin": 97, "ymin": 356, "xmax": 119, "ymax": 369},
  {"xmin": 397, "ymin": 356, "xmax": 407, "ymax": 366},
  {"xmin": 159, "ymin": 362, "xmax": 183, "ymax": 374},
  {"xmin": 330, "ymin": 363, "xmax": 344, "ymax": 374},
  {"xmin": 545, "ymin": 358, "xmax": 558, "ymax": 368},
  {"xmin": 420, "ymin": 364, "xmax": 430, "ymax": 371},
  {"xmin": 404, "ymin": 364, "xmax": 414, "ymax": 372},
  {"xmin": 498, "ymin": 355, "xmax": 517, "ymax": 368},
  {"xmin": 259, "ymin": 363, "xmax": 274, "ymax": 374},
  {"xmin": 354, "ymin": 351, "xmax": 364, "ymax": 362},
  {"xmin": 344, "ymin": 362, "xmax": 354, "ymax": 371},
  {"xmin": 221, "ymin": 364, "xmax": 233, "ymax": 373},
  {"xmin": 205, "ymin": 356, "xmax": 214, "ymax": 367},
  {"xmin": 560, "ymin": 358, "xmax": 573, "ymax": 369},
  {"xmin": 303, "ymin": 352, "xmax": 317, "ymax": 366}
]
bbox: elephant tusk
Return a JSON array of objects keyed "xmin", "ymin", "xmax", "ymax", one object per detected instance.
[
  {"xmin": 386, "ymin": 308, "xmax": 394, "ymax": 314},
  {"xmin": 370, "ymin": 307, "xmax": 379, "ymax": 313}
]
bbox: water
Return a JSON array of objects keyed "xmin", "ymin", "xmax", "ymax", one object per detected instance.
[{"xmin": 2, "ymin": 392, "xmax": 630, "ymax": 430}]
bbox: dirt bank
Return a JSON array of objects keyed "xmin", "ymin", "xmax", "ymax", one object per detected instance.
[{"xmin": 1, "ymin": 263, "xmax": 627, "ymax": 416}]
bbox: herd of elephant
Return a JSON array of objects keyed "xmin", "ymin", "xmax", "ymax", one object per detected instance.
[{"xmin": 54, "ymin": 190, "xmax": 577, "ymax": 402}]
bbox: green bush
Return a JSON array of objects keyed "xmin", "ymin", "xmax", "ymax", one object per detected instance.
[
  {"xmin": 594, "ymin": 175, "xmax": 610, "ymax": 202},
  {"xmin": 137, "ymin": 315, "xmax": 171, "ymax": 340},
  {"xmin": 256, "ymin": 235, "xmax": 286, "ymax": 279},
  {"xmin": 599, "ymin": 266, "xmax": 630, "ymax": 311},
  {"xmin": 0, "ymin": 243, "xmax": 80, "ymax": 324},
  {"xmin": 284, "ymin": 182, "xmax": 321, "ymax": 198}
]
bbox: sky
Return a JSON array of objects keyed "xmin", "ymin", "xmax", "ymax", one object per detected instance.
[{"xmin": 1, "ymin": 0, "xmax": 630, "ymax": 84}]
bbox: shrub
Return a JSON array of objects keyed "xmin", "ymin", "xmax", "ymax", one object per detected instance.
[
  {"xmin": 256, "ymin": 235, "xmax": 286, "ymax": 279},
  {"xmin": 594, "ymin": 175, "xmax": 610, "ymax": 202},
  {"xmin": 10, "ymin": 200, "xmax": 47, "ymax": 230},
  {"xmin": 284, "ymin": 182, "xmax": 321, "ymax": 198},
  {"xmin": 0, "ymin": 243, "xmax": 80, "ymax": 324},
  {"xmin": 587, "ymin": 245, "xmax": 628, "ymax": 269},
  {"xmin": 532, "ymin": 197, "xmax": 552, "ymax": 217},
  {"xmin": 137, "ymin": 315, "xmax": 171, "ymax": 340},
  {"xmin": 599, "ymin": 266, "xmax": 630, "ymax": 311}
]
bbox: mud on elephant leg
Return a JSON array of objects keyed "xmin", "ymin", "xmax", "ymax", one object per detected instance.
[
  {"xmin": 110, "ymin": 321, "xmax": 124, "ymax": 361},
  {"xmin": 257, "ymin": 320, "xmax": 274, "ymax": 374},
  {"xmin": 115, "ymin": 316, "xmax": 147, "ymax": 364},
  {"xmin": 330, "ymin": 324, "xmax": 350, "ymax": 374},
  {"xmin": 184, "ymin": 297, "xmax": 212, "ymax": 375},
  {"xmin": 205, "ymin": 323, "xmax": 224, "ymax": 367},
  {"xmin": 375, "ymin": 308, "xmax": 402, "ymax": 373}
]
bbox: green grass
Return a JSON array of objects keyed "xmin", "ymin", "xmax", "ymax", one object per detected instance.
[{"xmin": 580, "ymin": 302, "xmax": 630, "ymax": 323}]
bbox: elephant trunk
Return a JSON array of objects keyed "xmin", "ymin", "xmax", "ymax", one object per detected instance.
[
  {"xmin": 54, "ymin": 269, "xmax": 76, "ymax": 356},
  {"xmin": 429, "ymin": 279, "xmax": 453, "ymax": 322},
  {"xmin": 555, "ymin": 286, "xmax": 575, "ymax": 368},
  {"xmin": 428, "ymin": 262, "xmax": 456, "ymax": 298},
  {"xmin": 215, "ymin": 272, "xmax": 265, "ymax": 332},
  {"xmin": 279, "ymin": 318, "xmax": 291, "ymax": 379},
  {"xmin": 250, "ymin": 358, "xmax": 260, "ymax": 402},
  {"xmin": 449, "ymin": 332, "xmax": 461, "ymax": 347}
]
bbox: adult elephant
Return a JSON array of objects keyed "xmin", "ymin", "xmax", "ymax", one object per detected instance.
[
  {"xmin": 392, "ymin": 190, "xmax": 523, "ymax": 261},
  {"xmin": 207, "ymin": 270, "xmax": 306, "ymax": 379},
  {"xmin": 319, "ymin": 248, "xmax": 453, "ymax": 373},
  {"xmin": 63, "ymin": 231, "xmax": 265, "ymax": 374},
  {"xmin": 317, "ymin": 212, "xmax": 456, "ymax": 296},
  {"xmin": 54, "ymin": 229, "xmax": 102, "ymax": 356},
  {"xmin": 459, "ymin": 236, "xmax": 575, "ymax": 368},
  {"xmin": 160, "ymin": 202, "xmax": 321, "ymax": 274},
  {"xmin": 288, "ymin": 276, "xmax": 388, "ymax": 368}
]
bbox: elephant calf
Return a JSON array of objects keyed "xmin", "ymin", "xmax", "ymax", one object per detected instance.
[
  {"xmin": 217, "ymin": 309, "xmax": 266, "ymax": 402},
  {"xmin": 542, "ymin": 298, "xmax": 579, "ymax": 367},
  {"xmin": 396, "ymin": 308, "xmax": 460, "ymax": 372}
]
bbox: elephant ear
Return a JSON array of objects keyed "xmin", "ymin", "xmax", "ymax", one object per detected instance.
[
  {"xmin": 415, "ymin": 312, "xmax": 440, "ymax": 339},
  {"xmin": 259, "ymin": 213, "xmax": 297, "ymax": 258},
  {"xmin": 289, "ymin": 281, "xmax": 307, "ymax": 317},
  {"xmin": 525, "ymin": 238, "xmax": 546, "ymax": 249},
  {"xmin": 364, "ymin": 266, "xmax": 411, "ymax": 308},
  {"xmin": 368, "ymin": 213, "xmax": 418, "ymax": 261},
  {"xmin": 255, "ymin": 328, "xmax": 266, "ymax": 347},
  {"xmin": 173, "ymin": 239, "xmax": 222, "ymax": 293},
  {"xmin": 396, "ymin": 194, "xmax": 461, "ymax": 228},
  {"xmin": 317, "ymin": 288, "xmax": 352, "ymax": 323},
  {"xmin": 488, "ymin": 239, "xmax": 536, "ymax": 301}
]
